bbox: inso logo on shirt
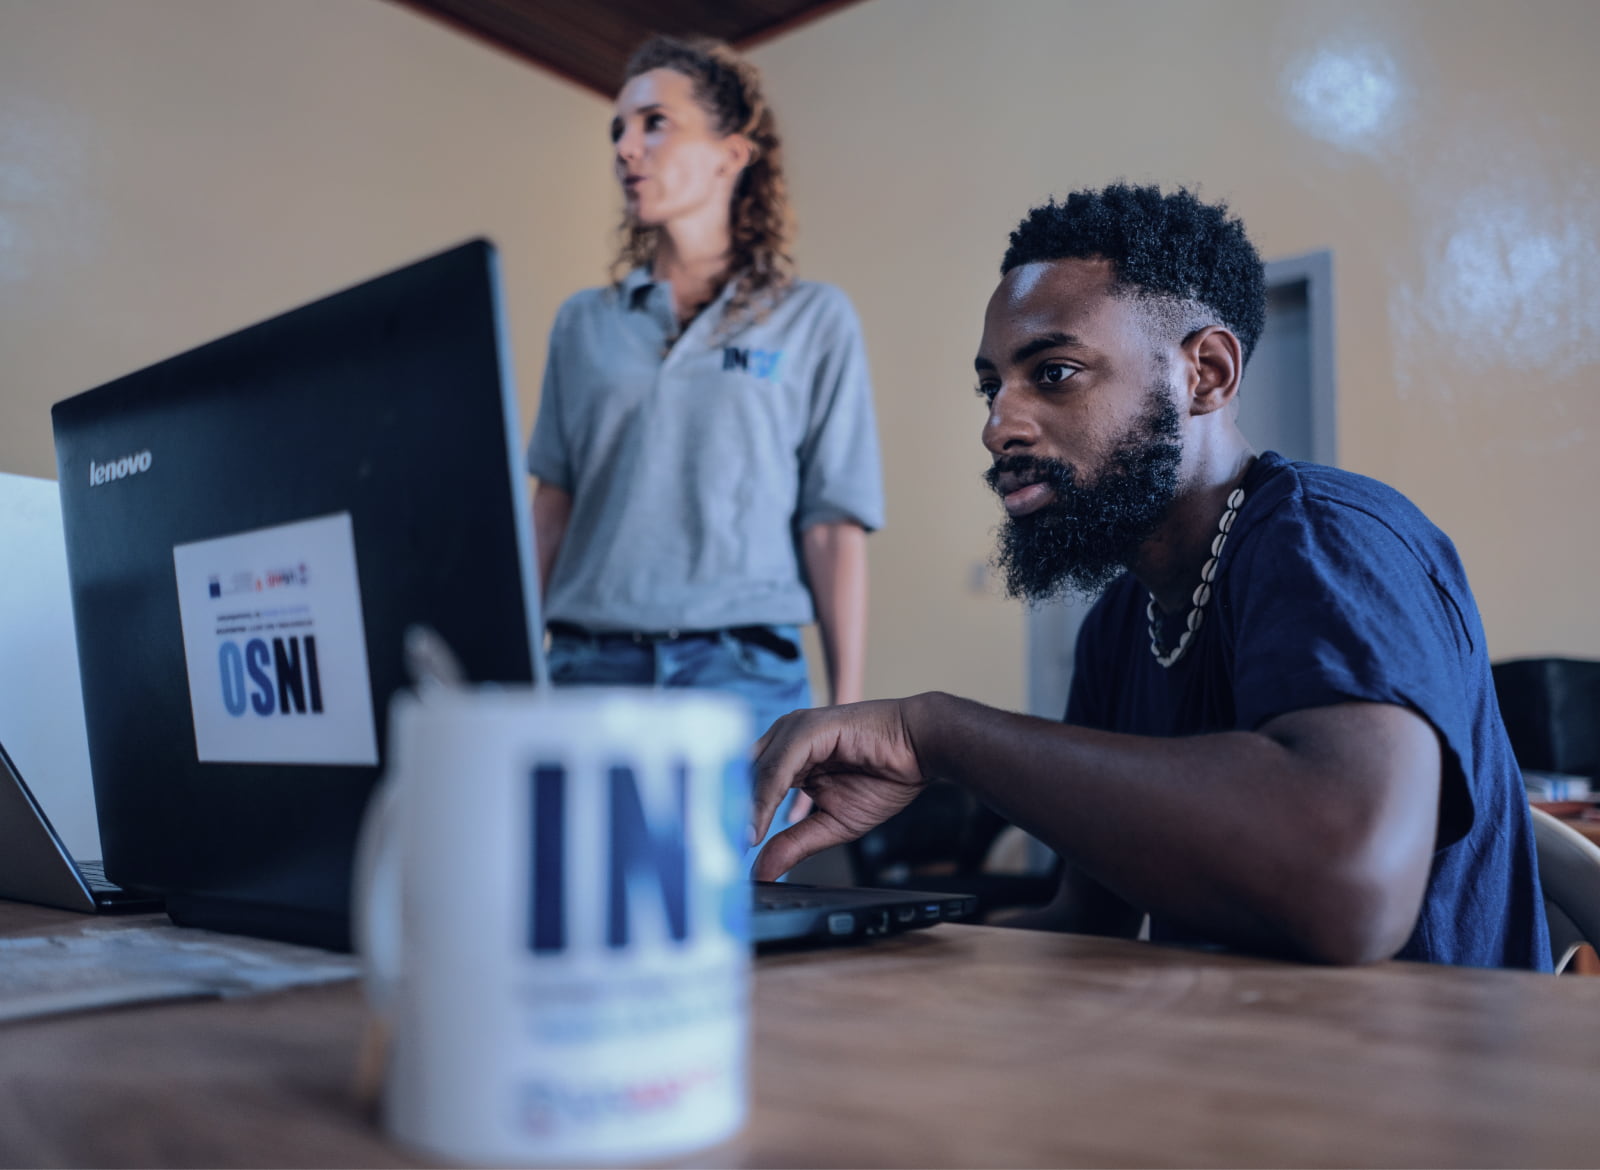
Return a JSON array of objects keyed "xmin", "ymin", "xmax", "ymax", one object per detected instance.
[
  {"xmin": 722, "ymin": 347, "xmax": 783, "ymax": 382},
  {"xmin": 88, "ymin": 450, "xmax": 153, "ymax": 487}
]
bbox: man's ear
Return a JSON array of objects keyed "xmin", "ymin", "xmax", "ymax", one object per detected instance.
[{"xmin": 1183, "ymin": 326, "xmax": 1243, "ymax": 416}]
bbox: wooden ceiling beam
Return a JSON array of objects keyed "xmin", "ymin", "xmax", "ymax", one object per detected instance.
[{"xmin": 390, "ymin": 0, "xmax": 863, "ymax": 97}]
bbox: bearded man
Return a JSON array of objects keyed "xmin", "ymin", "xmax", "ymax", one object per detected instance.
[{"xmin": 751, "ymin": 184, "xmax": 1549, "ymax": 969}]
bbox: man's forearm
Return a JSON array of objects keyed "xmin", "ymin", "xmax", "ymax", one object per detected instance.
[
  {"xmin": 901, "ymin": 691, "xmax": 1439, "ymax": 963},
  {"xmin": 801, "ymin": 522, "xmax": 868, "ymax": 704}
]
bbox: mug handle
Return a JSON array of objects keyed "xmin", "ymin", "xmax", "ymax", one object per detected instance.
[{"xmin": 352, "ymin": 769, "xmax": 404, "ymax": 1019}]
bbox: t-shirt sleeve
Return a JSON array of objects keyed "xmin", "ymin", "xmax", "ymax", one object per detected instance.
[
  {"xmin": 1222, "ymin": 497, "xmax": 1477, "ymax": 845},
  {"xmin": 525, "ymin": 303, "xmax": 573, "ymax": 491},
  {"xmin": 795, "ymin": 289, "xmax": 885, "ymax": 532}
]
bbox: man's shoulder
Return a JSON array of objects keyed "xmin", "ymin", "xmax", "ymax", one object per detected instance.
[
  {"xmin": 1272, "ymin": 456, "xmax": 1415, "ymax": 508},
  {"xmin": 1237, "ymin": 454, "xmax": 1472, "ymax": 607},
  {"xmin": 1247, "ymin": 453, "xmax": 1444, "ymax": 545}
]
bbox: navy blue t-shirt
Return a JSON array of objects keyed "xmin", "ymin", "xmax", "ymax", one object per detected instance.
[{"xmin": 1065, "ymin": 452, "xmax": 1550, "ymax": 970}]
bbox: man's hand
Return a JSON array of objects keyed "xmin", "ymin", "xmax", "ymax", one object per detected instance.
[{"xmin": 750, "ymin": 699, "xmax": 929, "ymax": 880}]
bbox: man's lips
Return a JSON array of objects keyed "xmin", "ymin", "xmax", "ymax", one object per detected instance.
[
  {"xmin": 1000, "ymin": 480, "xmax": 1054, "ymax": 517},
  {"xmin": 988, "ymin": 459, "xmax": 1062, "ymax": 517}
]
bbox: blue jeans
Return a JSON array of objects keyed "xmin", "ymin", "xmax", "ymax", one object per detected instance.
[{"xmin": 547, "ymin": 626, "xmax": 812, "ymax": 871}]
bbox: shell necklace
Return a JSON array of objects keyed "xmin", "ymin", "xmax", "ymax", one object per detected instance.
[{"xmin": 1147, "ymin": 487, "xmax": 1246, "ymax": 668}]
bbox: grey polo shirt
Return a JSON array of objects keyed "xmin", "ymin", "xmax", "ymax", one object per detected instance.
[{"xmin": 527, "ymin": 267, "xmax": 884, "ymax": 633}]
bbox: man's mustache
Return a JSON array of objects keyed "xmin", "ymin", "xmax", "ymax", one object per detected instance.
[{"xmin": 983, "ymin": 454, "xmax": 1073, "ymax": 496}]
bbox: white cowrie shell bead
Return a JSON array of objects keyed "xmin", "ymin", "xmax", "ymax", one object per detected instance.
[{"xmin": 1148, "ymin": 485, "xmax": 1246, "ymax": 668}]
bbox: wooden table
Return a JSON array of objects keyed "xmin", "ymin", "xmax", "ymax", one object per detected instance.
[{"xmin": 3, "ymin": 900, "xmax": 1600, "ymax": 1168}]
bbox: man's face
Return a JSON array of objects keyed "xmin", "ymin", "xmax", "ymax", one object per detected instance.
[{"xmin": 975, "ymin": 258, "xmax": 1184, "ymax": 601}]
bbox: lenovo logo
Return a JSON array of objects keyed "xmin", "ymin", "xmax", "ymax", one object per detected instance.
[{"xmin": 88, "ymin": 450, "xmax": 152, "ymax": 486}]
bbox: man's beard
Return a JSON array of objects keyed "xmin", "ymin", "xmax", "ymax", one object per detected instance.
[{"xmin": 986, "ymin": 387, "xmax": 1183, "ymax": 602}]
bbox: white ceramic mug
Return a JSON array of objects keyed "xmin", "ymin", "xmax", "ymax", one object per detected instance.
[{"xmin": 354, "ymin": 686, "xmax": 753, "ymax": 1165}]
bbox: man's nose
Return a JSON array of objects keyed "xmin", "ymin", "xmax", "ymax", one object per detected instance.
[{"xmin": 982, "ymin": 388, "xmax": 1040, "ymax": 456}]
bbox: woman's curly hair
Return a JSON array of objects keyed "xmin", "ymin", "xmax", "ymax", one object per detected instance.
[{"xmin": 612, "ymin": 35, "xmax": 793, "ymax": 335}]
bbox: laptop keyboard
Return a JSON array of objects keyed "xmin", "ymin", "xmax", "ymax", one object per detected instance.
[{"xmin": 74, "ymin": 860, "xmax": 121, "ymax": 894}]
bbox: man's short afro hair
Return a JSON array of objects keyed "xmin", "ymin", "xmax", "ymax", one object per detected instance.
[{"xmin": 1001, "ymin": 183, "xmax": 1266, "ymax": 364}]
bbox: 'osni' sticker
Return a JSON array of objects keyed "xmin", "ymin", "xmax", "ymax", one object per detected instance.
[{"xmin": 173, "ymin": 512, "xmax": 377, "ymax": 766}]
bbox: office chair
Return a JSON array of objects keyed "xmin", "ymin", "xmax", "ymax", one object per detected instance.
[{"xmin": 1529, "ymin": 807, "xmax": 1600, "ymax": 974}]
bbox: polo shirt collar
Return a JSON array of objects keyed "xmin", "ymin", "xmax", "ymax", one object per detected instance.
[
  {"xmin": 621, "ymin": 266, "xmax": 743, "ymax": 320},
  {"xmin": 621, "ymin": 266, "xmax": 656, "ymax": 311}
]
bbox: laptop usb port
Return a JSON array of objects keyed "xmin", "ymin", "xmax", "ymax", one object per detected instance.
[
  {"xmin": 827, "ymin": 912, "xmax": 855, "ymax": 936},
  {"xmin": 923, "ymin": 903, "xmax": 942, "ymax": 920}
]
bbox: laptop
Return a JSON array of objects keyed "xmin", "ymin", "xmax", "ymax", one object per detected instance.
[
  {"xmin": 0, "ymin": 471, "xmax": 157, "ymax": 912},
  {"xmin": 46, "ymin": 239, "xmax": 973, "ymax": 951},
  {"xmin": 752, "ymin": 880, "xmax": 978, "ymax": 947},
  {"xmin": 50, "ymin": 240, "xmax": 546, "ymax": 950},
  {"xmin": 0, "ymin": 471, "xmax": 102, "ymax": 865},
  {"xmin": 0, "ymin": 738, "xmax": 161, "ymax": 912}
]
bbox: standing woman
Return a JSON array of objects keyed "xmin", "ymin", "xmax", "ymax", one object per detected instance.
[{"xmin": 527, "ymin": 36, "xmax": 883, "ymax": 801}]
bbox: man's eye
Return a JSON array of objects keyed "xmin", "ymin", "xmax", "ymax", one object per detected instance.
[
  {"xmin": 975, "ymin": 382, "xmax": 998, "ymax": 404},
  {"xmin": 645, "ymin": 113, "xmax": 666, "ymax": 131},
  {"xmin": 1039, "ymin": 363, "xmax": 1076, "ymax": 385}
]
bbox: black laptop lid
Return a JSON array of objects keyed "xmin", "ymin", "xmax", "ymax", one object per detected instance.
[{"xmin": 50, "ymin": 240, "xmax": 541, "ymax": 948}]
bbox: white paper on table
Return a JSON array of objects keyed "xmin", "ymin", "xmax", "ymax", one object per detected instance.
[{"xmin": 0, "ymin": 922, "xmax": 360, "ymax": 1024}]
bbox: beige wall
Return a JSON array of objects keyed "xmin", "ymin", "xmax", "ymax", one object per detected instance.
[
  {"xmin": 750, "ymin": 0, "xmax": 1600, "ymax": 710},
  {"xmin": 5, "ymin": 0, "xmax": 1597, "ymax": 714},
  {"xmin": 0, "ymin": 0, "xmax": 614, "ymax": 482}
]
